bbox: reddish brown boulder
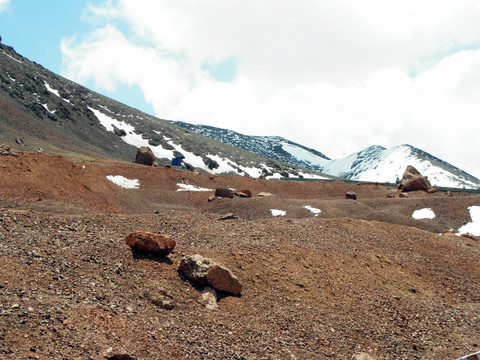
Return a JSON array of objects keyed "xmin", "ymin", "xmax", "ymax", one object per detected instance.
[
  {"xmin": 135, "ymin": 146, "xmax": 155, "ymax": 166},
  {"xmin": 125, "ymin": 231, "xmax": 176, "ymax": 256},
  {"xmin": 215, "ymin": 188, "xmax": 234, "ymax": 198},
  {"xmin": 234, "ymin": 189, "xmax": 252, "ymax": 198},
  {"xmin": 398, "ymin": 166, "xmax": 432, "ymax": 192},
  {"xmin": 206, "ymin": 264, "xmax": 243, "ymax": 295}
]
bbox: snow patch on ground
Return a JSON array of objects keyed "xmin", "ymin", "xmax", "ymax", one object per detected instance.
[
  {"xmin": 457, "ymin": 206, "xmax": 480, "ymax": 236},
  {"xmin": 44, "ymin": 81, "xmax": 61, "ymax": 98},
  {"xmin": 106, "ymin": 175, "xmax": 139, "ymax": 189},
  {"xmin": 42, "ymin": 104, "xmax": 55, "ymax": 114},
  {"xmin": 271, "ymin": 209, "xmax": 286, "ymax": 217},
  {"xmin": 304, "ymin": 205, "xmax": 321, "ymax": 216},
  {"xmin": 176, "ymin": 183, "xmax": 212, "ymax": 192},
  {"xmin": 412, "ymin": 208, "xmax": 436, "ymax": 220}
]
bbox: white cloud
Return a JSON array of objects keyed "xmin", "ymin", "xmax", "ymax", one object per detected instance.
[
  {"xmin": 0, "ymin": 0, "xmax": 10, "ymax": 12},
  {"xmin": 61, "ymin": 0, "xmax": 480, "ymax": 178}
]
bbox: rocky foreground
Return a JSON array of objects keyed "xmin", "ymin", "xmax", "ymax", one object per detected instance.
[{"xmin": 0, "ymin": 151, "xmax": 479, "ymax": 359}]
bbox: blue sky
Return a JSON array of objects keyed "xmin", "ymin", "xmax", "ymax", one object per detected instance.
[
  {"xmin": 0, "ymin": 0, "xmax": 154, "ymax": 114},
  {"xmin": 1, "ymin": 0, "xmax": 480, "ymax": 178}
]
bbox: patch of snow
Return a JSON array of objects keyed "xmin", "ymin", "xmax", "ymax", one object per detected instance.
[
  {"xmin": 297, "ymin": 172, "xmax": 330, "ymax": 180},
  {"xmin": 271, "ymin": 209, "xmax": 286, "ymax": 217},
  {"xmin": 2, "ymin": 51, "xmax": 23, "ymax": 63},
  {"xmin": 44, "ymin": 81, "xmax": 61, "ymax": 98},
  {"xmin": 266, "ymin": 173, "xmax": 282, "ymax": 180},
  {"xmin": 41, "ymin": 104, "xmax": 56, "ymax": 114},
  {"xmin": 176, "ymin": 183, "xmax": 212, "ymax": 192},
  {"xmin": 457, "ymin": 206, "xmax": 480, "ymax": 236},
  {"xmin": 106, "ymin": 175, "xmax": 139, "ymax": 189},
  {"xmin": 304, "ymin": 205, "xmax": 321, "ymax": 216},
  {"xmin": 412, "ymin": 208, "xmax": 436, "ymax": 220}
]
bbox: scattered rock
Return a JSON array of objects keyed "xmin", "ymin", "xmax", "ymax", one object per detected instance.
[
  {"xmin": 179, "ymin": 254, "xmax": 214, "ymax": 285},
  {"xmin": 234, "ymin": 189, "xmax": 252, "ymax": 198},
  {"xmin": 399, "ymin": 193, "xmax": 409, "ymax": 198},
  {"xmin": 106, "ymin": 355, "xmax": 136, "ymax": 360},
  {"xmin": 134, "ymin": 146, "xmax": 155, "ymax": 166},
  {"xmin": 218, "ymin": 213, "xmax": 238, "ymax": 220},
  {"xmin": 15, "ymin": 137, "xmax": 25, "ymax": 146},
  {"xmin": 442, "ymin": 232, "xmax": 457, "ymax": 237},
  {"xmin": 179, "ymin": 254, "xmax": 243, "ymax": 295},
  {"xmin": 353, "ymin": 353, "xmax": 377, "ymax": 360},
  {"xmin": 206, "ymin": 264, "xmax": 243, "ymax": 295},
  {"xmin": 398, "ymin": 165, "xmax": 432, "ymax": 192},
  {"xmin": 386, "ymin": 192, "xmax": 395, "ymax": 198},
  {"xmin": 346, "ymin": 192, "xmax": 357, "ymax": 200},
  {"xmin": 445, "ymin": 190, "xmax": 452, "ymax": 197},
  {"xmin": 0, "ymin": 144, "xmax": 16, "ymax": 156},
  {"xmin": 461, "ymin": 233, "xmax": 478, "ymax": 241},
  {"xmin": 181, "ymin": 177, "xmax": 190, "ymax": 185},
  {"xmin": 258, "ymin": 192, "xmax": 275, "ymax": 197},
  {"xmin": 164, "ymin": 164, "xmax": 172, "ymax": 169},
  {"xmin": 207, "ymin": 193, "xmax": 216, "ymax": 202},
  {"xmin": 215, "ymin": 188, "xmax": 234, "ymax": 198},
  {"xmin": 199, "ymin": 286, "xmax": 218, "ymax": 310},
  {"xmin": 203, "ymin": 157, "xmax": 219, "ymax": 170},
  {"xmin": 125, "ymin": 231, "xmax": 176, "ymax": 256}
]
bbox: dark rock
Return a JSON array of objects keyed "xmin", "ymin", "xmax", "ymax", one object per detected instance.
[
  {"xmin": 173, "ymin": 150, "xmax": 185, "ymax": 160},
  {"xmin": 218, "ymin": 213, "xmax": 238, "ymax": 220},
  {"xmin": 215, "ymin": 188, "xmax": 234, "ymax": 198},
  {"xmin": 346, "ymin": 192, "xmax": 357, "ymax": 200},
  {"xmin": 135, "ymin": 147, "xmax": 155, "ymax": 166},
  {"xmin": 125, "ymin": 232, "xmax": 176, "ymax": 256},
  {"xmin": 113, "ymin": 127, "xmax": 126, "ymax": 137},
  {"xmin": 106, "ymin": 355, "xmax": 136, "ymax": 360},
  {"xmin": 203, "ymin": 157, "xmax": 219, "ymax": 170},
  {"xmin": 15, "ymin": 138, "xmax": 24, "ymax": 146}
]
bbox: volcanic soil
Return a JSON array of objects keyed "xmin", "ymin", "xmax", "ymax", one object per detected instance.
[{"xmin": 1, "ymin": 150, "xmax": 479, "ymax": 360}]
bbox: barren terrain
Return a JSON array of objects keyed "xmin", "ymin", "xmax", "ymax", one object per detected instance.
[{"xmin": 1, "ymin": 149, "xmax": 479, "ymax": 360}]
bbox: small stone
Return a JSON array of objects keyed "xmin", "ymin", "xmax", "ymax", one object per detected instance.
[{"xmin": 199, "ymin": 286, "xmax": 218, "ymax": 310}]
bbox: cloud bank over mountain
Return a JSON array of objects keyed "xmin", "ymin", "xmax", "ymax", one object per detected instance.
[{"xmin": 61, "ymin": 0, "xmax": 480, "ymax": 178}]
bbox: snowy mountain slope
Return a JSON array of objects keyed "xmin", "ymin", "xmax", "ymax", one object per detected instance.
[
  {"xmin": 174, "ymin": 122, "xmax": 480, "ymax": 189},
  {"xmin": 323, "ymin": 145, "xmax": 480, "ymax": 189},
  {"xmin": 173, "ymin": 122, "xmax": 331, "ymax": 171},
  {"xmin": 0, "ymin": 42, "xmax": 330, "ymax": 180}
]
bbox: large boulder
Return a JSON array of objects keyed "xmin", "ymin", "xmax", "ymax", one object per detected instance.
[
  {"xmin": 135, "ymin": 146, "xmax": 155, "ymax": 166},
  {"xmin": 398, "ymin": 166, "xmax": 432, "ymax": 192},
  {"xmin": 179, "ymin": 254, "xmax": 243, "ymax": 295},
  {"xmin": 215, "ymin": 188, "xmax": 234, "ymax": 198},
  {"xmin": 125, "ymin": 231, "xmax": 176, "ymax": 256}
]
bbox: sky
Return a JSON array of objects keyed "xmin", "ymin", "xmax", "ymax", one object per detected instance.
[{"xmin": 1, "ymin": 0, "xmax": 480, "ymax": 178}]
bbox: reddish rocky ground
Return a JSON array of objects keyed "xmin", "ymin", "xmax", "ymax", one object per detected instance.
[{"xmin": 1, "ymin": 150, "xmax": 479, "ymax": 359}]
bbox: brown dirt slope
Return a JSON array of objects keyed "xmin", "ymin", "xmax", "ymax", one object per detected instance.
[{"xmin": 0, "ymin": 151, "xmax": 479, "ymax": 359}]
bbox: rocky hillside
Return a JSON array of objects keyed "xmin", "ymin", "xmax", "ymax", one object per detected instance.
[{"xmin": 0, "ymin": 43, "xmax": 329, "ymax": 180}]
